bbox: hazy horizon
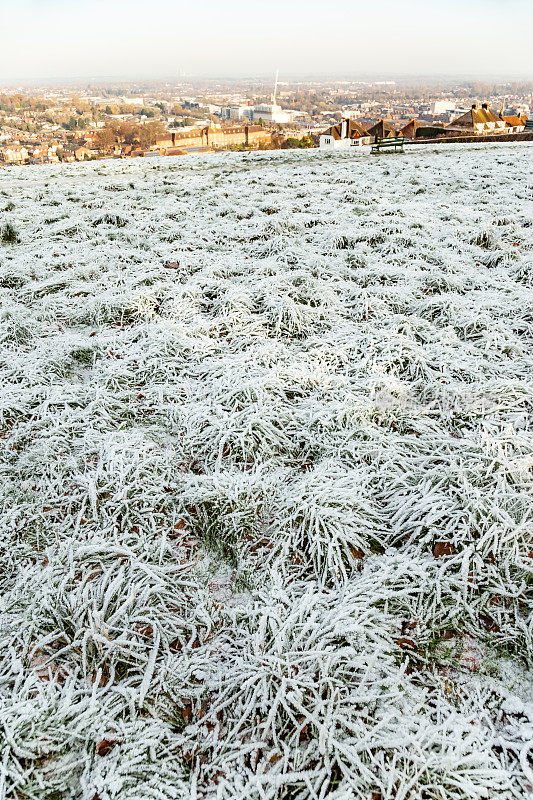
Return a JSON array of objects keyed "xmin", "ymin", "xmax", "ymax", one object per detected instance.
[{"xmin": 1, "ymin": 0, "xmax": 532, "ymax": 84}]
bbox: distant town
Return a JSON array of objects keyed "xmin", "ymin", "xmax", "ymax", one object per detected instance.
[{"xmin": 1, "ymin": 76, "xmax": 532, "ymax": 165}]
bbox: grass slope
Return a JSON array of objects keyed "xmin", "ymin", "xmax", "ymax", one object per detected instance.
[{"xmin": 0, "ymin": 143, "xmax": 533, "ymax": 800}]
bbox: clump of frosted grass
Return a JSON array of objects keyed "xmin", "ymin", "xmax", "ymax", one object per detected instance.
[{"xmin": 1, "ymin": 221, "xmax": 19, "ymax": 244}]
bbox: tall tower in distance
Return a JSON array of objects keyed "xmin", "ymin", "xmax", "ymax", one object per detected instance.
[
  {"xmin": 253, "ymin": 69, "xmax": 292, "ymax": 125},
  {"xmin": 271, "ymin": 69, "xmax": 279, "ymax": 107}
]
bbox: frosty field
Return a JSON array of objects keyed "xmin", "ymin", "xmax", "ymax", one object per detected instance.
[{"xmin": 1, "ymin": 143, "xmax": 533, "ymax": 799}]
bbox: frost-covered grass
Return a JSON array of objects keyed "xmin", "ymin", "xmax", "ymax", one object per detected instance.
[{"xmin": 1, "ymin": 143, "xmax": 533, "ymax": 799}]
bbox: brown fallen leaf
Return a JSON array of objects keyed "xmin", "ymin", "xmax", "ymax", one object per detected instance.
[
  {"xmin": 134, "ymin": 623, "xmax": 153, "ymax": 638},
  {"xmin": 181, "ymin": 702, "xmax": 193, "ymax": 724},
  {"xmin": 433, "ymin": 541, "xmax": 455, "ymax": 558},
  {"xmin": 349, "ymin": 544, "xmax": 364, "ymax": 560},
  {"xmin": 397, "ymin": 637, "xmax": 416, "ymax": 650},
  {"xmin": 96, "ymin": 738, "xmax": 121, "ymax": 756},
  {"xmin": 440, "ymin": 629, "xmax": 456, "ymax": 640},
  {"xmin": 29, "ymin": 650, "xmax": 67, "ymax": 683}
]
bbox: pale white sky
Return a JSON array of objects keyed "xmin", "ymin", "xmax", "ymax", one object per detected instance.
[{"xmin": 0, "ymin": 0, "xmax": 531, "ymax": 82}]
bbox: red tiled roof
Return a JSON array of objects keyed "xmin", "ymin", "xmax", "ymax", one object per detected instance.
[{"xmin": 502, "ymin": 115, "xmax": 525, "ymax": 127}]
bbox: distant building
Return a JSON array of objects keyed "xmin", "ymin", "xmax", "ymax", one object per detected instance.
[
  {"xmin": 272, "ymin": 129, "xmax": 310, "ymax": 147},
  {"xmin": 431, "ymin": 100, "xmax": 456, "ymax": 115},
  {"xmin": 81, "ymin": 130, "xmax": 100, "ymax": 146},
  {"xmin": 446, "ymin": 104, "xmax": 507, "ymax": 135},
  {"xmin": 205, "ymin": 124, "xmax": 270, "ymax": 149},
  {"xmin": 60, "ymin": 143, "xmax": 89, "ymax": 161},
  {"xmin": 319, "ymin": 118, "xmax": 371, "ymax": 149},
  {"xmin": 252, "ymin": 104, "xmax": 293, "ymax": 124},
  {"xmin": 156, "ymin": 124, "xmax": 271, "ymax": 153},
  {"xmin": 163, "ymin": 129, "xmax": 204, "ymax": 149},
  {"xmin": 220, "ymin": 106, "xmax": 253, "ymax": 121},
  {"xmin": 0, "ymin": 145, "xmax": 28, "ymax": 164},
  {"xmin": 75, "ymin": 146, "xmax": 92, "ymax": 161}
]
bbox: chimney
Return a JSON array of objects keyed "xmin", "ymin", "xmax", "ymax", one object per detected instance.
[
  {"xmin": 482, "ymin": 103, "xmax": 488, "ymax": 110},
  {"xmin": 342, "ymin": 118, "xmax": 348, "ymax": 138},
  {"xmin": 472, "ymin": 104, "xmax": 477, "ymax": 109}
]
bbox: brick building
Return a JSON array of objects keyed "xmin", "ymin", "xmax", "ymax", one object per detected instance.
[{"xmin": 157, "ymin": 124, "xmax": 271, "ymax": 153}]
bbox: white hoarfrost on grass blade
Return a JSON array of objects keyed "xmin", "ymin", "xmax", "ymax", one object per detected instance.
[{"xmin": 0, "ymin": 142, "xmax": 532, "ymax": 799}]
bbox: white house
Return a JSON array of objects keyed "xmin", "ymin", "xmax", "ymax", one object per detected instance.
[{"xmin": 319, "ymin": 118, "xmax": 371, "ymax": 149}]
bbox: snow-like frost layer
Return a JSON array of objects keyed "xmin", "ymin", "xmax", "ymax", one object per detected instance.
[{"xmin": 0, "ymin": 143, "xmax": 533, "ymax": 799}]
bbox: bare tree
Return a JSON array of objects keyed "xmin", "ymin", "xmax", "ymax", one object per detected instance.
[{"xmin": 138, "ymin": 121, "xmax": 165, "ymax": 149}]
